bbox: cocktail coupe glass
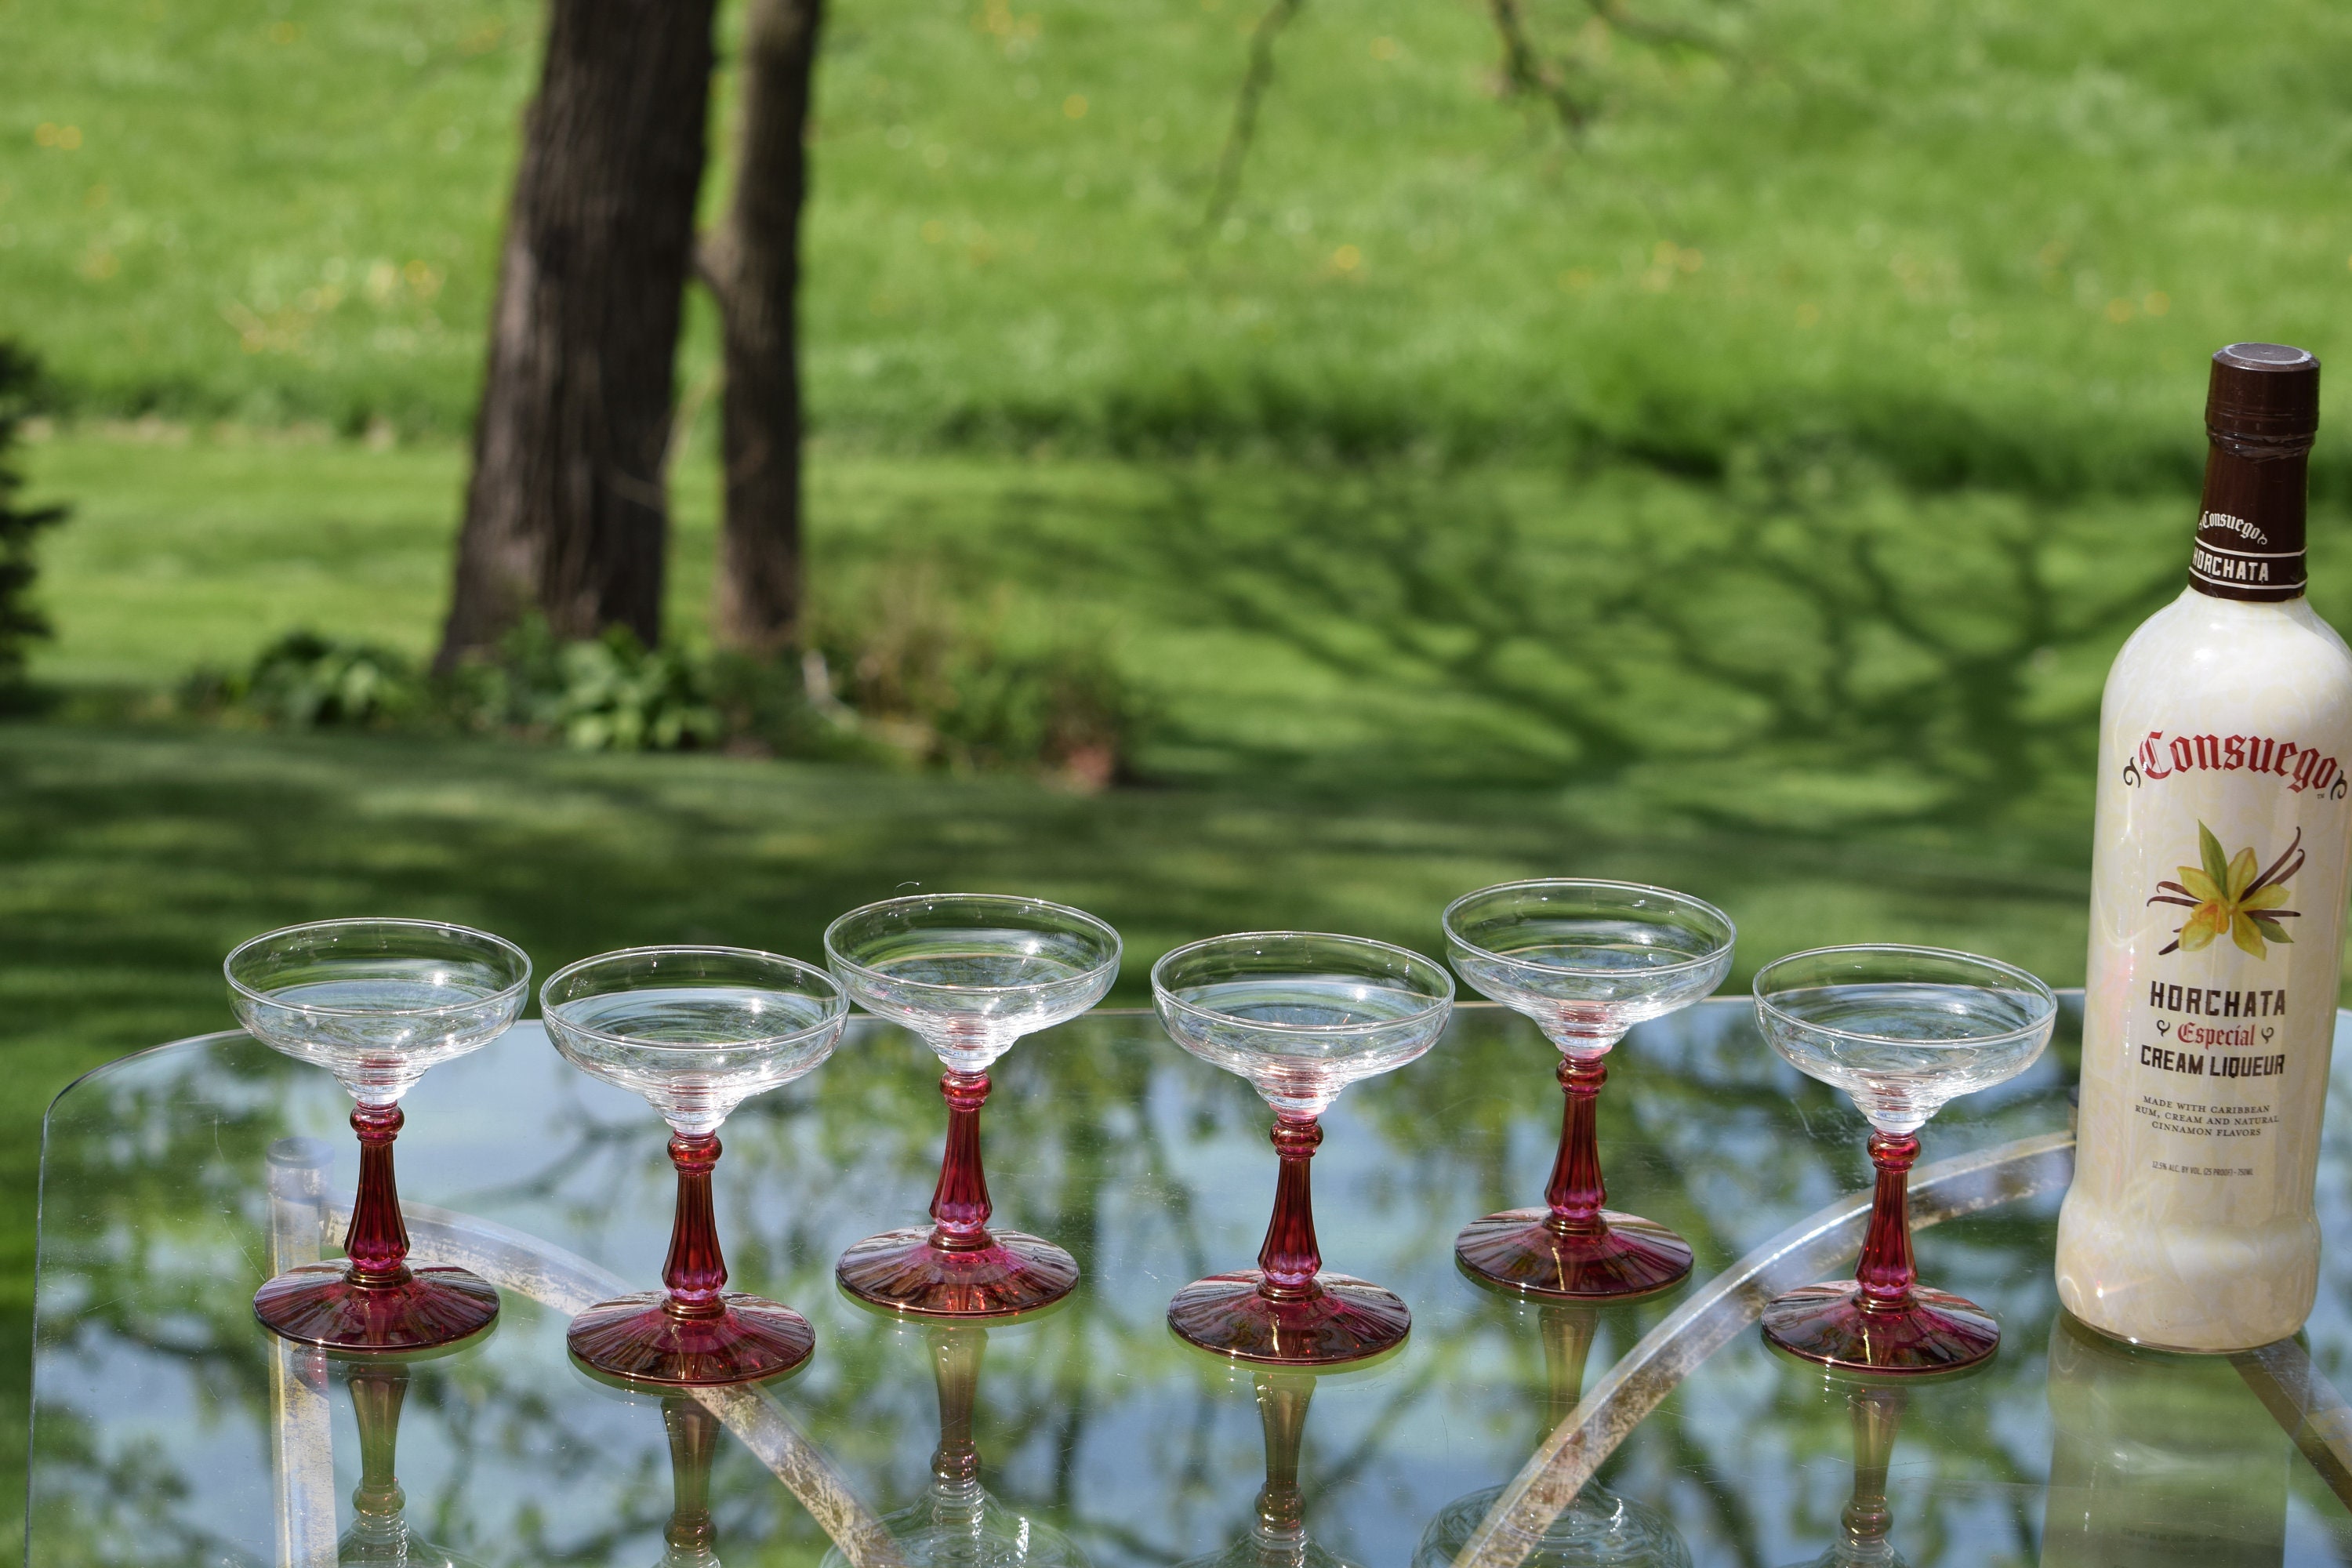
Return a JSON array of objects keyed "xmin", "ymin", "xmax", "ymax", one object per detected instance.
[
  {"xmin": 1155, "ymin": 931, "xmax": 1454, "ymax": 1365},
  {"xmin": 229, "ymin": 918, "xmax": 530, "ymax": 1351},
  {"xmin": 332, "ymin": 1348, "xmax": 486, "ymax": 1568},
  {"xmin": 1752, "ymin": 945, "xmax": 2056, "ymax": 1374},
  {"xmin": 1442, "ymin": 880, "xmax": 1735, "ymax": 1301},
  {"xmin": 820, "ymin": 1314, "xmax": 1087, "ymax": 1568},
  {"xmin": 542, "ymin": 946, "xmax": 849, "ymax": 1385},
  {"xmin": 1411, "ymin": 1297, "xmax": 1691, "ymax": 1568},
  {"xmin": 826, "ymin": 893, "xmax": 1121, "ymax": 1317}
]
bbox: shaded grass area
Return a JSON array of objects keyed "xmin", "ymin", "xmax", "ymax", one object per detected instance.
[
  {"xmin": 0, "ymin": 720, "xmax": 2102, "ymax": 1530},
  {"xmin": 51, "ymin": 423, "xmax": 2352, "ymax": 808}
]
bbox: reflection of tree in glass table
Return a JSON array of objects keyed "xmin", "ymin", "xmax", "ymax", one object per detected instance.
[{"xmin": 27, "ymin": 999, "xmax": 2352, "ymax": 1567}]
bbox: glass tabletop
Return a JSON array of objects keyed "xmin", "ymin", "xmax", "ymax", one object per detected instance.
[{"xmin": 27, "ymin": 996, "xmax": 2352, "ymax": 1566}]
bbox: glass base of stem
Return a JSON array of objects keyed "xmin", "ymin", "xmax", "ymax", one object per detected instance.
[
  {"xmin": 1167, "ymin": 1271, "xmax": 1410, "ymax": 1366},
  {"xmin": 566, "ymin": 1290, "xmax": 815, "ymax": 1386},
  {"xmin": 252, "ymin": 1261, "xmax": 500, "ymax": 1351},
  {"xmin": 1761, "ymin": 1281, "xmax": 1999, "ymax": 1374},
  {"xmin": 834, "ymin": 1227, "xmax": 1078, "ymax": 1318},
  {"xmin": 1453, "ymin": 1207, "xmax": 1693, "ymax": 1301}
]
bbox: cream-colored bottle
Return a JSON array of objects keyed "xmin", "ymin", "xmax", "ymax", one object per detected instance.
[{"xmin": 2056, "ymin": 343, "xmax": 2352, "ymax": 1352}]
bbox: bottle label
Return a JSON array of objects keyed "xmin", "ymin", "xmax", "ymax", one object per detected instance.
[{"xmin": 2098, "ymin": 728, "xmax": 2346, "ymax": 1195}]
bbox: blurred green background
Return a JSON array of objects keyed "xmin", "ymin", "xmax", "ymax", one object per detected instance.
[{"xmin": 5, "ymin": 0, "xmax": 2352, "ymax": 1521}]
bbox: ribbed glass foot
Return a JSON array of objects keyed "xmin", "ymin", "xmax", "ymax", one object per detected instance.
[
  {"xmin": 1453, "ymin": 1207, "xmax": 1693, "ymax": 1301},
  {"xmin": 1167, "ymin": 1271, "xmax": 1410, "ymax": 1366},
  {"xmin": 835, "ymin": 1227, "xmax": 1079, "ymax": 1319},
  {"xmin": 1762, "ymin": 1282, "xmax": 1998, "ymax": 1374},
  {"xmin": 253, "ymin": 1262, "xmax": 499, "ymax": 1352},
  {"xmin": 566, "ymin": 1290, "xmax": 815, "ymax": 1386}
]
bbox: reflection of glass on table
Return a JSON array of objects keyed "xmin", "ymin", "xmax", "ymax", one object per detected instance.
[
  {"xmin": 334, "ymin": 1355, "xmax": 484, "ymax": 1568},
  {"xmin": 822, "ymin": 1313, "xmax": 1087, "ymax": 1568},
  {"xmin": 1413, "ymin": 1301, "xmax": 1690, "ymax": 1568}
]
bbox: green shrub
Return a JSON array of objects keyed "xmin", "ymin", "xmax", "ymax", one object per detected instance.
[
  {"xmin": 809, "ymin": 563, "xmax": 1149, "ymax": 789},
  {"xmin": 200, "ymin": 582, "xmax": 1145, "ymax": 780},
  {"xmin": 240, "ymin": 630, "xmax": 421, "ymax": 727},
  {"xmin": 446, "ymin": 620, "xmax": 723, "ymax": 753},
  {"xmin": 0, "ymin": 343, "xmax": 68, "ymax": 696}
]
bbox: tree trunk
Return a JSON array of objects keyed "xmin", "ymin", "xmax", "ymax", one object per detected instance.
[
  {"xmin": 703, "ymin": 0, "xmax": 825, "ymax": 657},
  {"xmin": 435, "ymin": 0, "xmax": 719, "ymax": 670}
]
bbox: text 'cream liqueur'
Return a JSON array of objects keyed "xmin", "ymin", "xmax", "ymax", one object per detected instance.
[{"xmin": 2056, "ymin": 343, "xmax": 2352, "ymax": 1352}]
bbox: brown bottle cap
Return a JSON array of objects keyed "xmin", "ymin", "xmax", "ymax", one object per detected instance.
[{"xmin": 2207, "ymin": 343, "xmax": 2319, "ymax": 450}]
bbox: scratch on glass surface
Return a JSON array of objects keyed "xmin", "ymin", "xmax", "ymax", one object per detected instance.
[
  {"xmin": 1447, "ymin": 1129, "xmax": 2078, "ymax": 1568},
  {"xmin": 266, "ymin": 1138, "xmax": 337, "ymax": 1568},
  {"xmin": 321, "ymin": 1194, "xmax": 909, "ymax": 1568}
]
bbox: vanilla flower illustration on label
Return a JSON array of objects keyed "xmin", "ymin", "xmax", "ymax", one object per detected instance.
[{"xmin": 2147, "ymin": 822, "xmax": 2303, "ymax": 957}]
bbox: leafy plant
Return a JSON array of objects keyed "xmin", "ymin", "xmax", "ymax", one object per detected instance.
[
  {"xmin": 0, "ymin": 342, "xmax": 68, "ymax": 695},
  {"xmin": 240, "ymin": 630, "xmax": 420, "ymax": 727},
  {"xmin": 447, "ymin": 619, "xmax": 722, "ymax": 753}
]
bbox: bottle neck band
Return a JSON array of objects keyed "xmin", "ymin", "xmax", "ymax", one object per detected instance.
[{"xmin": 2190, "ymin": 434, "xmax": 2308, "ymax": 602}]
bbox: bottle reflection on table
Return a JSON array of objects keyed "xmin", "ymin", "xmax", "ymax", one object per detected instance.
[
  {"xmin": 1179, "ymin": 1368, "xmax": 1353, "ymax": 1568},
  {"xmin": 336, "ymin": 1359, "xmax": 484, "ymax": 1568},
  {"xmin": 2039, "ymin": 1310, "xmax": 2288, "ymax": 1567},
  {"xmin": 821, "ymin": 1322, "xmax": 1087, "ymax": 1568},
  {"xmin": 1411, "ymin": 1304, "xmax": 1690, "ymax": 1568}
]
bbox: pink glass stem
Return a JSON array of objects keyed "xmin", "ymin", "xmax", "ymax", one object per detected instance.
[
  {"xmin": 1855, "ymin": 1131, "xmax": 1919, "ymax": 1312},
  {"xmin": 1258, "ymin": 1115, "xmax": 1324, "ymax": 1301},
  {"xmin": 662, "ymin": 1132, "xmax": 729, "ymax": 1319},
  {"xmin": 344, "ymin": 1104, "xmax": 413, "ymax": 1286},
  {"xmin": 1543, "ymin": 1054, "xmax": 1610, "ymax": 1236},
  {"xmin": 930, "ymin": 1071, "xmax": 995, "ymax": 1252}
]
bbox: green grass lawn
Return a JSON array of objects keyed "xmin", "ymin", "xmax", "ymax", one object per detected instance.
[{"xmin": 7, "ymin": 0, "xmax": 2352, "ymax": 483}]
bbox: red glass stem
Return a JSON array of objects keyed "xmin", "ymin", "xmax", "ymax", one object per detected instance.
[
  {"xmin": 1544, "ymin": 1054, "xmax": 1610, "ymax": 1236},
  {"xmin": 930, "ymin": 1071, "xmax": 995, "ymax": 1253},
  {"xmin": 1257, "ymin": 1115, "xmax": 1324, "ymax": 1301},
  {"xmin": 1855, "ymin": 1131, "xmax": 1919, "ymax": 1312},
  {"xmin": 662, "ymin": 1132, "xmax": 729, "ymax": 1319},
  {"xmin": 344, "ymin": 1104, "xmax": 412, "ymax": 1286}
]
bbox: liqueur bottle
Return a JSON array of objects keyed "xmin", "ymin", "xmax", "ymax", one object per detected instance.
[{"xmin": 2056, "ymin": 343, "xmax": 2352, "ymax": 1351}]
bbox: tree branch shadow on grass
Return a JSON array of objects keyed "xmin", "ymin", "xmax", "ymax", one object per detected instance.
[{"xmin": 1102, "ymin": 449, "xmax": 2179, "ymax": 833}]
